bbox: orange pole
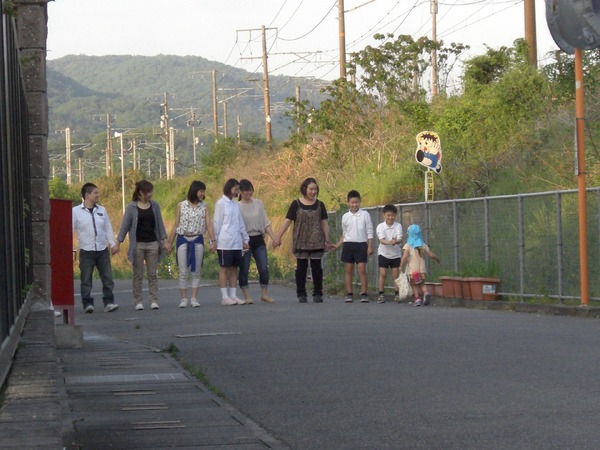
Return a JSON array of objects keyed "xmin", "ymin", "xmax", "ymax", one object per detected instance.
[{"xmin": 575, "ymin": 48, "xmax": 589, "ymax": 306}]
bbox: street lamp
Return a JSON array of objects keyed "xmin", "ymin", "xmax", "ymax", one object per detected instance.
[{"xmin": 114, "ymin": 132, "xmax": 126, "ymax": 213}]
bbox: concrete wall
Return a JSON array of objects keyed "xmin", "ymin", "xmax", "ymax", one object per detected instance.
[{"xmin": 16, "ymin": 0, "xmax": 51, "ymax": 309}]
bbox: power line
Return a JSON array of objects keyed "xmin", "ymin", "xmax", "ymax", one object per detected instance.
[{"xmin": 278, "ymin": 0, "xmax": 337, "ymax": 42}]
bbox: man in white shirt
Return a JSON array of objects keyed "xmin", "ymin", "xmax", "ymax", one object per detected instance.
[{"xmin": 72, "ymin": 183, "xmax": 119, "ymax": 313}]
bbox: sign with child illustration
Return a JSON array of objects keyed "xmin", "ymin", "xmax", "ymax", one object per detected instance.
[
  {"xmin": 415, "ymin": 131, "xmax": 442, "ymax": 173},
  {"xmin": 415, "ymin": 131, "xmax": 442, "ymax": 202}
]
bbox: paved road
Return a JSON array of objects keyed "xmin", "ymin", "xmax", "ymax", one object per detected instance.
[{"xmin": 72, "ymin": 279, "xmax": 600, "ymax": 449}]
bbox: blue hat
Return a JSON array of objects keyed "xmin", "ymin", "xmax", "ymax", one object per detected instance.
[{"xmin": 407, "ymin": 224, "xmax": 424, "ymax": 248}]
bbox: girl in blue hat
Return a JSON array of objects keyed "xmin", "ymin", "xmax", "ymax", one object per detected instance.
[{"xmin": 400, "ymin": 224, "xmax": 440, "ymax": 306}]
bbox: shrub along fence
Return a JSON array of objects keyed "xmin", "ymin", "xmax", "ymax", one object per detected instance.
[{"xmin": 325, "ymin": 187, "xmax": 600, "ymax": 303}]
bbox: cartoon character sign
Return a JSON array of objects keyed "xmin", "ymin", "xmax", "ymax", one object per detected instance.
[{"xmin": 415, "ymin": 131, "xmax": 442, "ymax": 173}]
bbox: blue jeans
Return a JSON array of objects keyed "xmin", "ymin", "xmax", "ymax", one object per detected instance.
[
  {"xmin": 79, "ymin": 248, "xmax": 115, "ymax": 307},
  {"xmin": 238, "ymin": 244, "xmax": 269, "ymax": 288}
]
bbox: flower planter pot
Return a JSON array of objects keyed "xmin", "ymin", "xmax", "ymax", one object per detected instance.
[
  {"xmin": 468, "ymin": 277, "xmax": 500, "ymax": 300},
  {"xmin": 425, "ymin": 282, "xmax": 443, "ymax": 297},
  {"xmin": 439, "ymin": 276, "xmax": 454, "ymax": 297},
  {"xmin": 461, "ymin": 278, "xmax": 472, "ymax": 300},
  {"xmin": 449, "ymin": 276, "xmax": 463, "ymax": 298}
]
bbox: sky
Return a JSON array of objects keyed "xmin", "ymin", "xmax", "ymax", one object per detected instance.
[{"xmin": 47, "ymin": 0, "xmax": 557, "ymax": 83}]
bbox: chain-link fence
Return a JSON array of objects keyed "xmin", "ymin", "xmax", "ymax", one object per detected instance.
[{"xmin": 325, "ymin": 188, "xmax": 600, "ymax": 303}]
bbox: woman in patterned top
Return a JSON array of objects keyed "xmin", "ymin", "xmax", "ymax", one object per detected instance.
[
  {"xmin": 273, "ymin": 177, "xmax": 331, "ymax": 303},
  {"xmin": 167, "ymin": 180, "xmax": 216, "ymax": 308}
]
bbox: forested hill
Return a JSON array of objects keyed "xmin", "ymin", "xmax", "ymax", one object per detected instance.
[{"xmin": 47, "ymin": 54, "xmax": 327, "ymax": 140}]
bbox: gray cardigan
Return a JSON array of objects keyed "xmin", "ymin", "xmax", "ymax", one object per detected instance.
[{"xmin": 117, "ymin": 200, "xmax": 168, "ymax": 263}]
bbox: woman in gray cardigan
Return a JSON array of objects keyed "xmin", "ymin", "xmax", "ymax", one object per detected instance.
[{"xmin": 117, "ymin": 180, "xmax": 170, "ymax": 310}]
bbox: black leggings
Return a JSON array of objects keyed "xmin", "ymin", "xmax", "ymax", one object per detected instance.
[{"xmin": 295, "ymin": 257, "xmax": 323, "ymax": 297}]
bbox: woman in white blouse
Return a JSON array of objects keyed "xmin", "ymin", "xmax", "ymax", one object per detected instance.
[
  {"xmin": 238, "ymin": 179, "xmax": 277, "ymax": 304},
  {"xmin": 167, "ymin": 180, "xmax": 216, "ymax": 308}
]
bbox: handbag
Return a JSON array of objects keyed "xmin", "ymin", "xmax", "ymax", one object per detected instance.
[{"xmin": 395, "ymin": 271, "xmax": 412, "ymax": 300}]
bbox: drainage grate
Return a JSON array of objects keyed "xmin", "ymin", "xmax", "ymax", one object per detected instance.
[
  {"xmin": 130, "ymin": 420, "xmax": 185, "ymax": 430},
  {"xmin": 65, "ymin": 372, "xmax": 188, "ymax": 384},
  {"xmin": 121, "ymin": 403, "xmax": 168, "ymax": 411}
]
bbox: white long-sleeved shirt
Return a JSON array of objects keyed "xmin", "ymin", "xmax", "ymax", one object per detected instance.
[
  {"xmin": 213, "ymin": 195, "xmax": 249, "ymax": 250},
  {"xmin": 376, "ymin": 221, "xmax": 403, "ymax": 259},
  {"xmin": 72, "ymin": 202, "xmax": 116, "ymax": 251},
  {"xmin": 341, "ymin": 209, "xmax": 374, "ymax": 243}
]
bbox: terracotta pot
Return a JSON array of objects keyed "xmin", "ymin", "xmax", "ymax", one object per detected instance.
[
  {"xmin": 439, "ymin": 277, "xmax": 453, "ymax": 297},
  {"xmin": 468, "ymin": 277, "xmax": 500, "ymax": 300},
  {"xmin": 425, "ymin": 282, "xmax": 443, "ymax": 297},
  {"xmin": 449, "ymin": 276, "xmax": 463, "ymax": 298},
  {"xmin": 460, "ymin": 278, "xmax": 472, "ymax": 300}
]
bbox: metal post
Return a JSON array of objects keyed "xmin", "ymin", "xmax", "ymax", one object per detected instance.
[
  {"xmin": 575, "ymin": 48, "xmax": 589, "ymax": 305},
  {"xmin": 213, "ymin": 70, "xmax": 219, "ymax": 143},
  {"xmin": 192, "ymin": 126, "xmax": 197, "ymax": 169},
  {"xmin": 65, "ymin": 127, "xmax": 71, "ymax": 185},
  {"xmin": 556, "ymin": 192, "xmax": 563, "ymax": 302},
  {"xmin": 518, "ymin": 195, "xmax": 525, "ymax": 301},
  {"xmin": 119, "ymin": 134, "xmax": 125, "ymax": 213}
]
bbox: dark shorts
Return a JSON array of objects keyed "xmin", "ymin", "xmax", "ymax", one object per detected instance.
[
  {"xmin": 217, "ymin": 249, "xmax": 243, "ymax": 267},
  {"xmin": 378, "ymin": 255, "xmax": 401, "ymax": 269},
  {"xmin": 341, "ymin": 242, "xmax": 368, "ymax": 264}
]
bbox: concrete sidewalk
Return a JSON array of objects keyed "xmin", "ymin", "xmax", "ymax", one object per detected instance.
[
  {"xmin": 0, "ymin": 302, "xmax": 287, "ymax": 449},
  {"xmin": 58, "ymin": 331, "xmax": 286, "ymax": 449}
]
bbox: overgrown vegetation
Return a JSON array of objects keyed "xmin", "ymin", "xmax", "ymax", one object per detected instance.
[
  {"xmin": 164, "ymin": 343, "xmax": 223, "ymax": 397},
  {"xmin": 52, "ymin": 40, "xmax": 600, "ymax": 286}
]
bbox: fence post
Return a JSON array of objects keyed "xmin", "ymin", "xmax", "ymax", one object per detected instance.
[{"xmin": 556, "ymin": 192, "xmax": 563, "ymax": 303}]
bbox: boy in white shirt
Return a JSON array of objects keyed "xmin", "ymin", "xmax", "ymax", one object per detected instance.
[
  {"xmin": 332, "ymin": 190, "xmax": 374, "ymax": 302},
  {"xmin": 376, "ymin": 204, "xmax": 403, "ymax": 303}
]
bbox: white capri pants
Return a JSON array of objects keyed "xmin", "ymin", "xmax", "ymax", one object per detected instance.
[{"xmin": 177, "ymin": 238, "xmax": 205, "ymax": 289}]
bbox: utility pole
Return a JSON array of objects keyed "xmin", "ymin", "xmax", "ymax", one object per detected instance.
[
  {"xmin": 65, "ymin": 127, "xmax": 71, "ymax": 185},
  {"xmin": 237, "ymin": 26, "xmax": 276, "ymax": 149},
  {"xmin": 261, "ymin": 25, "xmax": 272, "ymax": 150},
  {"xmin": 192, "ymin": 126, "xmax": 197, "ymax": 168},
  {"xmin": 296, "ymin": 85, "xmax": 301, "ymax": 134},
  {"xmin": 105, "ymin": 114, "xmax": 112, "ymax": 177},
  {"xmin": 524, "ymin": 0, "xmax": 537, "ymax": 66},
  {"xmin": 78, "ymin": 157, "xmax": 83, "ymax": 184},
  {"xmin": 132, "ymin": 139, "xmax": 137, "ymax": 171},
  {"xmin": 222, "ymin": 101, "xmax": 228, "ymax": 139},
  {"xmin": 237, "ymin": 115, "xmax": 242, "ymax": 147},
  {"xmin": 338, "ymin": 0, "xmax": 346, "ymax": 79},
  {"xmin": 192, "ymin": 70, "xmax": 219, "ymax": 143},
  {"xmin": 161, "ymin": 93, "xmax": 172, "ymax": 179},
  {"xmin": 431, "ymin": 0, "xmax": 438, "ymax": 96},
  {"xmin": 213, "ymin": 70, "xmax": 219, "ymax": 143},
  {"xmin": 169, "ymin": 127, "xmax": 176, "ymax": 178}
]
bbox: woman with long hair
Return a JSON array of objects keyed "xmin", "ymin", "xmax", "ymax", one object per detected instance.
[
  {"xmin": 117, "ymin": 180, "xmax": 169, "ymax": 310},
  {"xmin": 213, "ymin": 178, "xmax": 249, "ymax": 305}
]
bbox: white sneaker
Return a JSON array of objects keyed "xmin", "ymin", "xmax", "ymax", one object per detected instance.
[
  {"xmin": 179, "ymin": 299, "xmax": 188, "ymax": 308},
  {"xmin": 221, "ymin": 297, "xmax": 237, "ymax": 306},
  {"xmin": 190, "ymin": 298, "xmax": 200, "ymax": 308},
  {"xmin": 233, "ymin": 297, "xmax": 246, "ymax": 305},
  {"xmin": 151, "ymin": 302, "xmax": 160, "ymax": 310},
  {"xmin": 104, "ymin": 303, "xmax": 119, "ymax": 312},
  {"xmin": 135, "ymin": 303, "xmax": 144, "ymax": 311}
]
